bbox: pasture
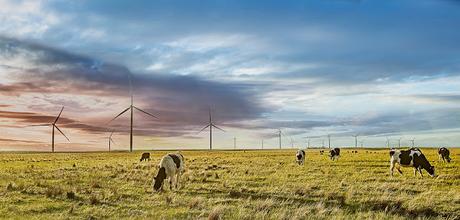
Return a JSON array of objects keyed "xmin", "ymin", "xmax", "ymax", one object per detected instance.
[{"xmin": 0, "ymin": 148, "xmax": 459, "ymax": 219}]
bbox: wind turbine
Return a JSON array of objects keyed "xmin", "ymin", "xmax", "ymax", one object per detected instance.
[
  {"xmin": 410, "ymin": 138, "xmax": 415, "ymax": 148},
  {"xmin": 261, "ymin": 139, "xmax": 264, "ymax": 149},
  {"xmin": 304, "ymin": 137, "xmax": 311, "ymax": 149},
  {"xmin": 276, "ymin": 129, "xmax": 283, "ymax": 149},
  {"xmin": 386, "ymin": 137, "xmax": 390, "ymax": 148},
  {"xmin": 198, "ymin": 108, "xmax": 225, "ymax": 150},
  {"xmin": 327, "ymin": 134, "xmax": 331, "ymax": 149},
  {"xmin": 108, "ymin": 130, "xmax": 115, "ymax": 152},
  {"xmin": 398, "ymin": 137, "xmax": 402, "ymax": 148},
  {"xmin": 359, "ymin": 140, "xmax": 364, "ymax": 148},
  {"xmin": 107, "ymin": 79, "xmax": 158, "ymax": 152},
  {"xmin": 233, "ymin": 137, "xmax": 236, "ymax": 150},
  {"xmin": 352, "ymin": 134, "xmax": 359, "ymax": 148},
  {"xmin": 33, "ymin": 106, "xmax": 70, "ymax": 152}
]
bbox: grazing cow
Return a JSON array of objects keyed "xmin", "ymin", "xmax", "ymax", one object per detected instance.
[
  {"xmin": 153, "ymin": 152, "xmax": 185, "ymax": 191},
  {"xmin": 140, "ymin": 152, "xmax": 151, "ymax": 162},
  {"xmin": 329, "ymin": 148, "xmax": 340, "ymax": 161},
  {"xmin": 319, "ymin": 150, "xmax": 324, "ymax": 155},
  {"xmin": 390, "ymin": 148, "xmax": 435, "ymax": 177},
  {"xmin": 296, "ymin": 150, "xmax": 305, "ymax": 165},
  {"xmin": 438, "ymin": 147, "xmax": 451, "ymax": 163}
]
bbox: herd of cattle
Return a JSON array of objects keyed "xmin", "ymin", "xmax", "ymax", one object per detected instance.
[{"xmin": 148, "ymin": 147, "xmax": 452, "ymax": 191}]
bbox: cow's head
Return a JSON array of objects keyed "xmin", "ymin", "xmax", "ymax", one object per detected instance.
[
  {"xmin": 427, "ymin": 166, "xmax": 435, "ymax": 177},
  {"xmin": 153, "ymin": 167, "xmax": 166, "ymax": 191}
]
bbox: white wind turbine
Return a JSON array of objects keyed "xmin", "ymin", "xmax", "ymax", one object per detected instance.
[
  {"xmin": 198, "ymin": 108, "xmax": 225, "ymax": 150},
  {"xmin": 108, "ymin": 75, "xmax": 158, "ymax": 152},
  {"xmin": 33, "ymin": 106, "xmax": 70, "ymax": 152},
  {"xmin": 108, "ymin": 130, "xmax": 116, "ymax": 152}
]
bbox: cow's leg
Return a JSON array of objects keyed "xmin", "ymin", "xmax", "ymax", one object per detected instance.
[
  {"xmin": 397, "ymin": 167, "xmax": 403, "ymax": 174},
  {"xmin": 414, "ymin": 168, "xmax": 418, "ymax": 177},
  {"xmin": 418, "ymin": 167, "xmax": 423, "ymax": 177},
  {"xmin": 390, "ymin": 161, "xmax": 395, "ymax": 176},
  {"xmin": 176, "ymin": 172, "xmax": 181, "ymax": 189}
]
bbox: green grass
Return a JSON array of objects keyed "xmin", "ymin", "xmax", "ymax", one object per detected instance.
[{"xmin": 0, "ymin": 148, "xmax": 459, "ymax": 219}]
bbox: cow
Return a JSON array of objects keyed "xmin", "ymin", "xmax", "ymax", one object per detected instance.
[
  {"xmin": 153, "ymin": 152, "xmax": 185, "ymax": 191},
  {"xmin": 296, "ymin": 150, "xmax": 305, "ymax": 165},
  {"xmin": 319, "ymin": 150, "xmax": 324, "ymax": 155},
  {"xmin": 329, "ymin": 148, "xmax": 340, "ymax": 161},
  {"xmin": 438, "ymin": 147, "xmax": 451, "ymax": 163},
  {"xmin": 140, "ymin": 152, "xmax": 151, "ymax": 162},
  {"xmin": 389, "ymin": 148, "xmax": 435, "ymax": 177}
]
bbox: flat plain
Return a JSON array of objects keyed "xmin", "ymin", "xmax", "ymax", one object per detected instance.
[{"xmin": 0, "ymin": 148, "xmax": 459, "ymax": 219}]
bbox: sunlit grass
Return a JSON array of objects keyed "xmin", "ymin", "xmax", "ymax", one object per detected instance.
[{"xmin": 0, "ymin": 149, "xmax": 459, "ymax": 219}]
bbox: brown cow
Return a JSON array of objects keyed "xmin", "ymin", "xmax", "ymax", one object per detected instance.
[{"xmin": 140, "ymin": 152, "xmax": 151, "ymax": 162}]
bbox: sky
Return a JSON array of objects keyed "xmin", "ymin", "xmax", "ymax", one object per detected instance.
[{"xmin": 1, "ymin": 0, "xmax": 460, "ymax": 151}]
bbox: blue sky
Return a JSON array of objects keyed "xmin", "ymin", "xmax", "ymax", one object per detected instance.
[{"xmin": 1, "ymin": 0, "xmax": 460, "ymax": 150}]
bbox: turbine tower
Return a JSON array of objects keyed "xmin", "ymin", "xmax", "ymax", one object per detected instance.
[
  {"xmin": 233, "ymin": 137, "xmax": 236, "ymax": 150},
  {"xmin": 327, "ymin": 134, "xmax": 331, "ymax": 149},
  {"xmin": 33, "ymin": 106, "xmax": 70, "ymax": 152},
  {"xmin": 386, "ymin": 137, "xmax": 390, "ymax": 148},
  {"xmin": 108, "ymin": 130, "xmax": 115, "ymax": 152},
  {"xmin": 198, "ymin": 108, "xmax": 225, "ymax": 150},
  {"xmin": 398, "ymin": 137, "xmax": 402, "ymax": 148},
  {"xmin": 108, "ymin": 78, "xmax": 158, "ymax": 152}
]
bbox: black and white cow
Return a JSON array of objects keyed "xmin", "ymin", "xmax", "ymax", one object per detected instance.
[
  {"xmin": 329, "ymin": 148, "xmax": 340, "ymax": 161},
  {"xmin": 153, "ymin": 152, "xmax": 185, "ymax": 191},
  {"xmin": 438, "ymin": 147, "xmax": 451, "ymax": 163},
  {"xmin": 296, "ymin": 150, "xmax": 305, "ymax": 165},
  {"xmin": 390, "ymin": 148, "xmax": 435, "ymax": 177}
]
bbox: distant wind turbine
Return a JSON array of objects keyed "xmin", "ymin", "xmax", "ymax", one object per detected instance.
[
  {"xmin": 410, "ymin": 138, "xmax": 415, "ymax": 148},
  {"xmin": 33, "ymin": 106, "xmax": 70, "ymax": 152},
  {"xmin": 107, "ymin": 76, "xmax": 158, "ymax": 152},
  {"xmin": 327, "ymin": 134, "xmax": 331, "ymax": 149},
  {"xmin": 386, "ymin": 137, "xmax": 390, "ymax": 148},
  {"xmin": 277, "ymin": 129, "xmax": 282, "ymax": 149},
  {"xmin": 108, "ymin": 130, "xmax": 115, "ymax": 152},
  {"xmin": 233, "ymin": 137, "xmax": 236, "ymax": 150},
  {"xmin": 398, "ymin": 137, "xmax": 402, "ymax": 148},
  {"xmin": 304, "ymin": 137, "xmax": 311, "ymax": 149},
  {"xmin": 352, "ymin": 134, "xmax": 359, "ymax": 148},
  {"xmin": 198, "ymin": 108, "xmax": 225, "ymax": 150}
]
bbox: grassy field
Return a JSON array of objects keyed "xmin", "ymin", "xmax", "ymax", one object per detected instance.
[{"xmin": 0, "ymin": 148, "xmax": 459, "ymax": 219}]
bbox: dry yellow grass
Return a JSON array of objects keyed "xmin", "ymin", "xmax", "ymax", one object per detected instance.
[{"xmin": 0, "ymin": 148, "xmax": 459, "ymax": 219}]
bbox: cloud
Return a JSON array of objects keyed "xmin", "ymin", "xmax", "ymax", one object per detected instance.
[{"xmin": 0, "ymin": 37, "xmax": 270, "ymax": 137}]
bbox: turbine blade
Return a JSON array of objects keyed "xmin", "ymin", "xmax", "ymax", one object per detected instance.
[
  {"xmin": 108, "ymin": 107, "xmax": 130, "ymax": 124},
  {"xmin": 133, "ymin": 106, "xmax": 158, "ymax": 119},
  {"xmin": 54, "ymin": 125, "xmax": 70, "ymax": 142},
  {"xmin": 198, "ymin": 124, "xmax": 210, "ymax": 134},
  {"xmin": 109, "ymin": 130, "xmax": 115, "ymax": 138},
  {"xmin": 110, "ymin": 138, "xmax": 116, "ymax": 144},
  {"xmin": 29, "ymin": 124, "xmax": 51, "ymax": 127},
  {"xmin": 212, "ymin": 124, "xmax": 225, "ymax": 132},
  {"xmin": 53, "ymin": 106, "xmax": 64, "ymax": 124}
]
